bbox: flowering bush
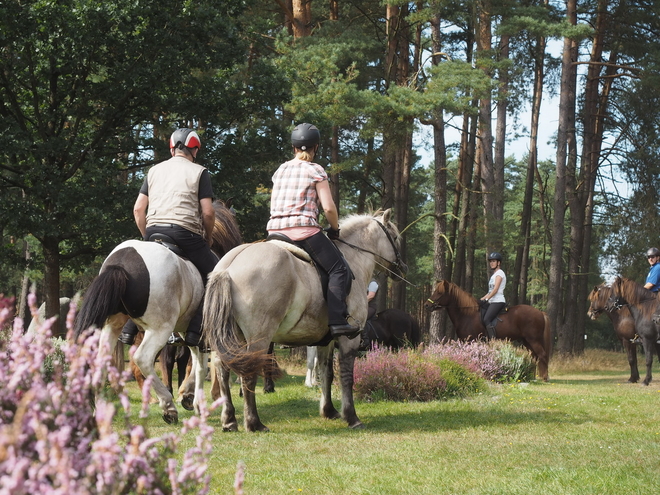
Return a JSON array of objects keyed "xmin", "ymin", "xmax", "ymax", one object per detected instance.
[
  {"xmin": 0, "ymin": 294, "xmax": 218, "ymax": 495},
  {"xmin": 353, "ymin": 346, "xmax": 484, "ymax": 402},
  {"xmin": 354, "ymin": 339, "xmax": 539, "ymax": 402}
]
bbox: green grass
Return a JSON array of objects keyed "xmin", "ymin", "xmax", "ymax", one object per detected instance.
[{"xmin": 125, "ymin": 350, "xmax": 660, "ymax": 495}]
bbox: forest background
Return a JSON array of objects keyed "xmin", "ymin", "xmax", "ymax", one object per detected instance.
[{"xmin": 1, "ymin": 0, "xmax": 659, "ymax": 356}]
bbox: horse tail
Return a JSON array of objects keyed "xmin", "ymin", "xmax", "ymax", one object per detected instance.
[
  {"xmin": 543, "ymin": 312, "xmax": 553, "ymax": 359},
  {"xmin": 74, "ymin": 266, "xmax": 128, "ymax": 340},
  {"xmin": 203, "ymin": 270, "xmax": 270, "ymax": 377},
  {"xmin": 410, "ymin": 317, "xmax": 422, "ymax": 348}
]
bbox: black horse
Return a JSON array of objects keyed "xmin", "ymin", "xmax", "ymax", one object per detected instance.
[{"xmin": 360, "ymin": 308, "xmax": 421, "ymax": 350}]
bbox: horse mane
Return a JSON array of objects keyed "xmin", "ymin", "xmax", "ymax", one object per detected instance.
[
  {"xmin": 440, "ymin": 280, "xmax": 479, "ymax": 315},
  {"xmin": 340, "ymin": 210, "xmax": 401, "ymax": 239},
  {"xmin": 588, "ymin": 284, "xmax": 611, "ymax": 304},
  {"xmin": 211, "ymin": 200, "xmax": 243, "ymax": 257},
  {"xmin": 613, "ymin": 276, "xmax": 659, "ymax": 319}
]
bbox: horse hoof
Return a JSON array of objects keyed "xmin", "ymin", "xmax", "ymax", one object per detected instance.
[
  {"xmin": 222, "ymin": 424, "xmax": 239, "ymax": 432},
  {"xmin": 181, "ymin": 395, "xmax": 194, "ymax": 411},
  {"xmin": 163, "ymin": 413, "xmax": 179, "ymax": 424},
  {"xmin": 348, "ymin": 421, "xmax": 365, "ymax": 429},
  {"xmin": 247, "ymin": 423, "xmax": 270, "ymax": 433}
]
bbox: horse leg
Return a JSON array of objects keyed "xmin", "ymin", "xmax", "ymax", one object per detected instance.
[
  {"xmin": 316, "ymin": 343, "xmax": 341, "ymax": 421},
  {"xmin": 263, "ymin": 342, "xmax": 276, "ymax": 393},
  {"xmin": 159, "ymin": 345, "xmax": 175, "ymax": 395},
  {"xmin": 305, "ymin": 346, "xmax": 318, "ymax": 387},
  {"xmin": 622, "ymin": 339, "xmax": 640, "ymax": 383},
  {"xmin": 641, "ymin": 337, "xmax": 654, "ymax": 386},
  {"xmin": 240, "ymin": 372, "xmax": 269, "ymax": 432},
  {"xmin": 213, "ymin": 353, "xmax": 238, "ymax": 431},
  {"xmin": 187, "ymin": 346, "xmax": 208, "ymax": 415},
  {"xmin": 133, "ymin": 331, "xmax": 178, "ymax": 424},
  {"xmin": 178, "ymin": 352, "xmax": 195, "ymax": 411},
  {"xmin": 522, "ymin": 340, "xmax": 549, "ymax": 382},
  {"xmin": 334, "ymin": 337, "xmax": 363, "ymax": 428}
]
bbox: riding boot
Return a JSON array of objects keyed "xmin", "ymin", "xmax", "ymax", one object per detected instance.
[
  {"xmin": 118, "ymin": 320, "xmax": 139, "ymax": 345},
  {"xmin": 486, "ymin": 324, "xmax": 496, "ymax": 340},
  {"xmin": 184, "ymin": 304, "xmax": 211, "ymax": 352}
]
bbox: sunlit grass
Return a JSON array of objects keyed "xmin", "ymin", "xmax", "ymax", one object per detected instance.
[{"xmin": 123, "ymin": 350, "xmax": 660, "ymax": 494}]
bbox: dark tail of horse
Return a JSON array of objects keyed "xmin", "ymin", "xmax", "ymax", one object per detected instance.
[
  {"xmin": 409, "ymin": 317, "xmax": 421, "ymax": 347},
  {"xmin": 203, "ymin": 270, "xmax": 273, "ymax": 378},
  {"xmin": 74, "ymin": 266, "xmax": 128, "ymax": 341}
]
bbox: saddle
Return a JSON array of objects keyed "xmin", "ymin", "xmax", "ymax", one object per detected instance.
[{"xmin": 148, "ymin": 233, "xmax": 188, "ymax": 259}]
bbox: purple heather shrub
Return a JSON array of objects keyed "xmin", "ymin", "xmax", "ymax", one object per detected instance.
[
  {"xmin": 422, "ymin": 340, "xmax": 505, "ymax": 380},
  {"xmin": 354, "ymin": 346, "xmax": 447, "ymax": 401},
  {"xmin": 0, "ymin": 295, "xmax": 218, "ymax": 495}
]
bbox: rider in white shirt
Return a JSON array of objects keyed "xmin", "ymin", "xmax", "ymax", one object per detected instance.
[{"xmin": 480, "ymin": 252, "xmax": 506, "ymax": 339}]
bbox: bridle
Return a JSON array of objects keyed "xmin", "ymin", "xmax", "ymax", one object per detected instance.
[{"xmin": 335, "ymin": 219, "xmax": 410, "ymax": 285}]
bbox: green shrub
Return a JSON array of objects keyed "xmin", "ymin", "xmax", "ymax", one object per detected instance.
[{"xmin": 490, "ymin": 340, "xmax": 537, "ymax": 383}]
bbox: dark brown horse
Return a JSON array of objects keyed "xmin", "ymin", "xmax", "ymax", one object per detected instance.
[
  {"xmin": 606, "ymin": 276, "xmax": 660, "ymax": 386},
  {"xmin": 424, "ymin": 280, "xmax": 552, "ymax": 381},
  {"xmin": 587, "ymin": 284, "xmax": 646, "ymax": 383},
  {"xmin": 360, "ymin": 309, "xmax": 421, "ymax": 351}
]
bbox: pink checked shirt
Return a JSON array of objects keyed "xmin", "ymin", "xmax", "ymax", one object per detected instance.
[{"xmin": 267, "ymin": 158, "xmax": 328, "ymax": 231}]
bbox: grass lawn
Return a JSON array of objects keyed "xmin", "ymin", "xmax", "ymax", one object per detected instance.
[{"xmin": 129, "ymin": 349, "xmax": 660, "ymax": 494}]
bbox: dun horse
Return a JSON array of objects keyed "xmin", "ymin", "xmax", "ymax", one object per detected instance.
[
  {"xmin": 425, "ymin": 280, "xmax": 552, "ymax": 381},
  {"xmin": 203, "ymin": 210, "xmax": 406, "ymax": 432},
  {"xmin": 74, "ymin": 201, "xmax": 242, "ymax": 423},
  {"xmin": 606, "ymin": 276, "xmax": 660, "ymax": 385},
  {"xmin": 587, "ymin": 284, "xmax": 644, "ymax": 383}
]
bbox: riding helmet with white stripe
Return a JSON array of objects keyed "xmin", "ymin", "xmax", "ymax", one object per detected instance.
[
  {"xmin": 291, "ymin": 123, "xmax": 320, "ymax": 151},
  {"xmin": 170, "ymin": 128, "xmax": 201, "ymax": 150}
]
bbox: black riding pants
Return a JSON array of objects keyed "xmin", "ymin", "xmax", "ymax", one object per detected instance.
[
  {"xmin": 145, "ymin": 224, "xmax": 219, "ymax": 336},
  {"xmin": 294, "ymin": 231, "xmax": 351, "ymax": 326},
  {"xmin": 481, "ymin": 301, "xmax": 506, "ymax": 328}
]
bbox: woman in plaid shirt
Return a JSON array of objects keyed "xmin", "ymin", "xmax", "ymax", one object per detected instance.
[{"xmin": 267, "ymin": 123, "xmax": 359, "ymax": 339}]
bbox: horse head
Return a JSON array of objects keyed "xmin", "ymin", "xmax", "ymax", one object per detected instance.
[
  {"xmin": 425, "ymin": 280, "xmax": 451, "ymax": 311},
  {"xmin": 375, "ymin": 209, "xmax": 408, "ymax": 280},
  {"xmin": 587, "ymin": 284, "xmax": 610, "ymax": 319}
]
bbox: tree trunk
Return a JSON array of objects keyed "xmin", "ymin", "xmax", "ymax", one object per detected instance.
[
  {"xmin": 476, "ymin": 0, "xmax": 497, "ymax": 252},
  {"xmin": 42, "ymin": 235, "xmax": 62, "ymax": 338},
  {"xmin": 292, "ymin": 0, "xmax": 312, "ymax": 37},
  {"xmin": 513, "ymin": 33, "xmax": 546, "ymax": 305},
  {"xmin": 549, "ymin": 0, "xmax": 578, "ymax": 355}
]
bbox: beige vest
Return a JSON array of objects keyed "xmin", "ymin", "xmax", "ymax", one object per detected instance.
[{"xmin": 145, "ymin": 156, "xmax": 206, "ymax": 236}]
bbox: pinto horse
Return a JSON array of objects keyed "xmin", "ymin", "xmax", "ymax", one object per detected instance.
[
  {"xmin": 360, "ymin": 308, "xmax": 421, "ymax": 351},
  {"xmin": 587, "ymin": 284, "xmax": 646, "ymax": 383},
  {"xmin": 424, "ymin": 280, "xmax": 552, "ymax": 381},
  {"xmin": 606, "ymin": 276, "xmax": 660, "ymax": 386},
  {"xmin": 203, "ymin": 210, "xmax": 407, "ymax": 431},
  {"xmin": 74, "ymin": 201, "xmax": 242, "ymax": 423}
]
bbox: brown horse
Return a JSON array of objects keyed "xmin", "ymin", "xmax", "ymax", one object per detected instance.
[
  {"xmin": 424, "ymin": 280, "xmax": 552, "ymax": 381},
  {"xmin": 606, "ymin": 276, "xmax": 660, "ymax": 385},
  {"xmin": 587, "ymin": 284, "xmax": 646, "ymax": 383}
]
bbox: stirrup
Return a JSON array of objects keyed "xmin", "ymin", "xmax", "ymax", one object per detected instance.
[{"xmin": 167, "ymin": 333, "xmax": 185, "ymax": 346}]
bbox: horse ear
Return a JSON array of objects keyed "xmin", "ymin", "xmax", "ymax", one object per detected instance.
[{"xmin": 382, "ymin": 208, "xmax": 391, "ymax": 223}]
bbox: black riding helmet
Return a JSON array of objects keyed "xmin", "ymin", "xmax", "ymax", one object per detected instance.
[
  {"xmin": 170, "ymin": 128, "xmax": 201, "ymax": 151},
  {"xmin": 291, "ymin": 123, "xmax": 320, "ymax": 151},
  {"xmin": 647, "ymin": 247, "xmax": 660, "ymax": 258},
  {"xmin": 488, "ymin": 252, "xmax": 503, "ymax": 262}
]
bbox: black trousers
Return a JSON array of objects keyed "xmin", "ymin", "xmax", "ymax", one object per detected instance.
[
  {"xmin": 145, "ymin": 224, "xmax": 218, "ymax": 283},
  {"xmin": 481, "ymin": 301, "xmax": 506, "ymax": 328},
  {"xmin": 294, "ymin": 231, "xmax": 351, "ymax": 326}
]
